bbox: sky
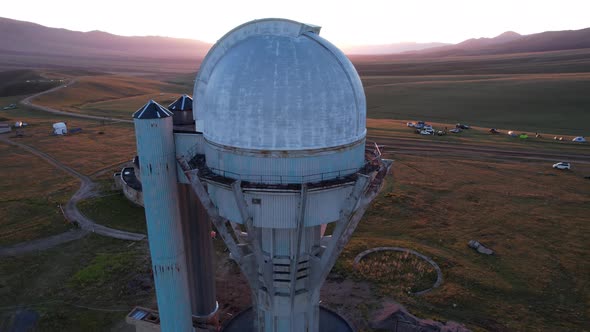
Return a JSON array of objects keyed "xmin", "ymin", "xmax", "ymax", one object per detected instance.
[{"xmin": 3, "ymin": 0, "xmax": 589, "ymax": 48}]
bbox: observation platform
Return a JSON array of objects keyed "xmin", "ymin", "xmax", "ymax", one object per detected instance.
[{"xmin": 187, "ymin": 153, "xmax": 379, "ymax": 190}]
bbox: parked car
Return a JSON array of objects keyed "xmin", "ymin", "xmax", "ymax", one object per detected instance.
[
  {"xmin": 420, "ymin": 128, "xmax": 434, "ymax": 135},
  {"xmin": 415, "ymin": 121, "xmax": 426, "ymax": 129},
  {"xmin": 489, "ymin": 128, "xmax": 500, "ymax": 134},
  {"xmin": 450, "ymin": 128, "xmax": 462, "ymax": 133},
  {"xmin": 572, "ymin": 136, "xmax": 587, "ymax": 143},
  {"xmin": 406, "ymin": 122, "xmax": 415, "ymax": 127},
  {"xmin": 552, "ymin": 162, "xmax": 571, "ymax": 170},
  {"xmin": 456, "ymin": 123, "xmax": 470, "ymax": 129}
]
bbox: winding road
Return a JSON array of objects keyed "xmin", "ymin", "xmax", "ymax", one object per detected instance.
[
  {"xmin": 0, "ymin": 82, "xmax": 144, "ymax": 257},
  {"xmin": 19, "ymin": 80, "xmax": 133, "ymax": 124}
]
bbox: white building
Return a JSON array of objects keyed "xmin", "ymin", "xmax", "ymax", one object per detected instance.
[{"xmin": 52, "ymin": 122, "xmax": 67, "ymax": 135}]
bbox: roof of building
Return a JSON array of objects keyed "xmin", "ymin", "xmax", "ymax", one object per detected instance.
[
  {"xmin": 194, "ymin": 18, "xmax": 366, "ymax": 151},
  {"xmin": 133, "ymin": 100, "xmax": 173, "ymax": 119},
  {"xmin": 168, "ymin": 95, "xmax": 193, "ymax": 111}
]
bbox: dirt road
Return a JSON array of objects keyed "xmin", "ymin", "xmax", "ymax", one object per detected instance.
[
  {"xmin": 367, "ymin": 134, "xmax": 590, "ymax": 164},
  {"xmin": 19, "ymin": 80, "xmax": 133, "ymax": 124},
  {"xmin": 0, "ymin": 137, "xmax": 144, "ymax": 256}
]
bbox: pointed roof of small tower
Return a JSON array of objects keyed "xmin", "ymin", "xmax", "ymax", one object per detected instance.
[
  {"xmin": 168, "ymin": 95, "xmax": 193, "ymax": 111},
  {"xmin": 133, "ymin": 100, "xmax": 173, "ymax": 119}
]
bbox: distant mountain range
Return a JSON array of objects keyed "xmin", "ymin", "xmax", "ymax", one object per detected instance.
[
  {"xmin": 1, "ymin": 16, "xmax": 589, "ymax": 72},
  {"xmin": 0, "ymin": 17, "xmax": 211, "ymax": 60},
  {"xmin": 403, "ymin": 28, "xmax": 590, "ymax": 57},
  {"xmin": 343, "ymin": 42, "xmax": 450, "ymax": 55}
]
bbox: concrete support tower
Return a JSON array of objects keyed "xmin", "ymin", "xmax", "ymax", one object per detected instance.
[{"xmin": 133, "ymin": 101, "xmax": 193, "ymax": 332}]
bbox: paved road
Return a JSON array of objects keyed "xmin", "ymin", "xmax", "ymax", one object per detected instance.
[
  {"xmin": 0, "ymin": 133, "xmax": 144, "ymax": 255},
  {"xmin": 19, "ymin": 80, "xmax": 133, "ymax": 124}
]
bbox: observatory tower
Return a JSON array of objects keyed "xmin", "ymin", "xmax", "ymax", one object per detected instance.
[
  {"xmin": 131, "ymin": 18, "xmax": 391, "ymax": 332},
  {"xmin": 184, "ymin": 19, "xmax": 392, "ymax": 331}
]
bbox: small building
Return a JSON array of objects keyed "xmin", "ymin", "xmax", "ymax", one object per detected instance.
[
  {"xmin": 572, "ymin": 136, "xmax": 587, "ymax": 143},
  {"xmin": 0, "ymin": 123, "xmax": 11, "ymax": 134},
  {"xmin": 52, "ymin": 122, "xmax": 67, "ymax": 135}
]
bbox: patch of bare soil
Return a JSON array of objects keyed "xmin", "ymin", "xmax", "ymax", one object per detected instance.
[{"xmin": 372, "ymin": 301, "xmax": 471, "ymax": 332}]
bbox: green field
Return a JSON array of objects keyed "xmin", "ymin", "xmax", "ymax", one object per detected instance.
[
  {"xmin": 0, "ymin": 235, "xmax": 154, "ymax": 332},
  {"xmin": 0, "ymin": 70, "xmax": 62, "ymax": 97},
  {"xmin": 79, "ymin": 192, "xmax": 146, "ymax": 234},
  {"xmin": 364, "ymin": 73, "xmax": 590, "ymax": 135}
]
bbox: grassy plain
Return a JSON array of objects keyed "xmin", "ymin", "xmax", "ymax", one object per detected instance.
[
  {"xmin": 0, "ymin": 70, "xmax": 62, "ymax": 97},
  {"xmin": 363, "ymin": 73, "xmax": 590, "ymax": 136},
  {"xmin": 351, "ymin": 48, "xmax": 590, "ymax": 76},
  {"xmin": 0, "ymin": 141, "xmax": 77, "ymax": 246},
  {"xmin": 80, "ymin": 93, "xmax": 181, "ymax": 119},
  {"xmin": 79, "ymin": 192, "xmax": 146, "ymax": 234},
  {"xmin": 0, "ymin": 235, "xmax": 154, "ymax": 331},
  {"xmin": 2, "ymin": 47, "xmax": 590, "ymax": 332},
  {"xmin": 0, "ymin": 93, "xmax": 137, "ymax": 245},
  {"xmin": 336, "ymin": 147, "xmax": 590, "ymax": 331},
  {"xmin": 33, "ymin": 75, "xmax": 189, "ymax": 119},
  {"xmin": 353, "ymin": 49, "xmax": 590, "ymax": 136},
  {"xmin": 1, "ymin": 102, "xmax": 136, "ymax": 175}
]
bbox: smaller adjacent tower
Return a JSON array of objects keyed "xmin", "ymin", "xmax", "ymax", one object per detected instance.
[
  {"xmin": 133, "ymin": 101, "xmax": 193, "ymax": 332},
  {"xmin": 168, "ymin": 94, "xmax": 194, "ymax": 125}
]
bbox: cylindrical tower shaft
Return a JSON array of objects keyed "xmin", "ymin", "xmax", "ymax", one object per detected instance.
[
  {"xmin": 178, "ymin": 183, "xmax": 217, "ymax": 318},
  {"xmin": 133, "ymin": 100, "xmax": 193, "ymax": 332}
]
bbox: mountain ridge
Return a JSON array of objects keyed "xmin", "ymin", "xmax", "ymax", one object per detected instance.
[
  {"xmin": 0, "ymin": 17, "xmax": 212, "ymax": 60},
  {"xmin": 2, "ymin": 16, "xmax": 589, "ymax": 72}
]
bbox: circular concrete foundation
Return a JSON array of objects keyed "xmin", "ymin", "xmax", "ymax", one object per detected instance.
[
  {"xmin": 353, "ymin": 246, "xmax": 443, "ymax": 295},
  {"xmin": 221, "ymin": 306, "xmax": 354, "ymax": 332}
]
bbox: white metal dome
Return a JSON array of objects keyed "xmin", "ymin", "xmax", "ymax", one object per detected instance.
[{"xmin": 193, "ymin": 18, "xmax": 366, "ymax": 151}]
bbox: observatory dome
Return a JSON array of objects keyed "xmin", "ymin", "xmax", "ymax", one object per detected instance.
[{"xmin": 194, "ymin": 19, "xmax": 366, "ymax": 151}]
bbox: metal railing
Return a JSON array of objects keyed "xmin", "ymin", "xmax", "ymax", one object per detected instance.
[{"xmin": 206, "ymin": 166, "xmax": 361, "ymax": 184}]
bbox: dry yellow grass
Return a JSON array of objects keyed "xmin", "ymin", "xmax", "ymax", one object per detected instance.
[
  {"xmin": 11, "ymin": 119, "xmax": 136, "ymax": 176},
  {"xmin": 80, "ymin": 93, "xmax": 181, "ymax": 119},
  {"xmin": 32, "ymin": 74, "xmax": 183, "ymax": 118}
]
